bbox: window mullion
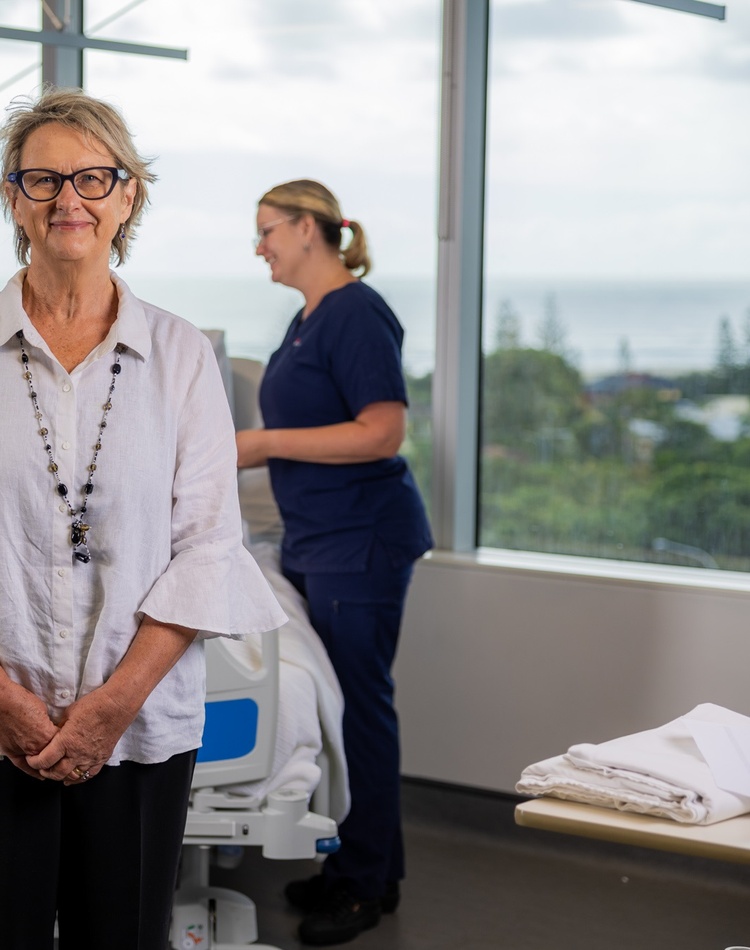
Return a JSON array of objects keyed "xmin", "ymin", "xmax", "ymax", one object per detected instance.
[{"xmin": 432, "ymin": 0, "xmax": 489, "ymax": 552}]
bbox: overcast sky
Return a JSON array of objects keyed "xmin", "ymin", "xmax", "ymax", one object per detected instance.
[
  {"xmin": 0, "ymin": 0, "xmax": 748, "ymax": 282},
  {"xmin": 487, "ymin": 0, "xmax": 750, "ymax": 279},
  {"xmin": 0, "ymin": 0, "xmax": 441, "ymax": 280}
]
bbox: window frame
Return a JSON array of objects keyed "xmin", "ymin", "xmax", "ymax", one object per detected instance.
[{"xmin": 433, "ymin": 0, "xmax": 750, "ymax": 593}]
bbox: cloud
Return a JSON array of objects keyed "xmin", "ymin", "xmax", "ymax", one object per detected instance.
[
  {"xmin": 492, "ymin": 0, "xmax": 628, "ymax": 41},
  {"xmin": 695, "ymin": 46, "xmax": 750, "ymax": 83},
  {"xmin": 491, "ymin": 0, "xmax": 750, "ymax": 84},
  {"xmin": 1, "ymin": 0, "xmax": 749, "ymax": 285}
]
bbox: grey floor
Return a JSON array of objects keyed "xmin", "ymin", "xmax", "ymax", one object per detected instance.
[{"xmin": 207, "ymin": 780, "xmax": 750, "ymax": 950}]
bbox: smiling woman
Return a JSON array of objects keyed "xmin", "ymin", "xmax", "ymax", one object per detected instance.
[
  {"xmin": 2, "ymin": 88, "xmax": 155, "ymax": 270},
  {"xmin": 9, "ymin": 123, "xmax": 135, "ymax": 282},
  {"xmin": 239, "ymin": 177, "xmax": 433, "ymax": 945},
  {"xmin": 0, "ymin": 86, "xmax": 285, "ymax": 950}
]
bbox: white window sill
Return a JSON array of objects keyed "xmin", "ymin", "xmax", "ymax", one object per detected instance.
[{"xmin": 420, "ymin": 547, "xmax": 750, "ymax": 595}]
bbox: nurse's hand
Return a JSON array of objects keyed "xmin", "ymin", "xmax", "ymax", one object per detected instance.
[
  {"xmin": 237, "ymin": 428, "xmax": 271, "ymax": 468},
  {"xmin": 0, "ymin": 676, "xmax": 59, "ymax": 779},
  {"xmin": 25, "ymin": 687, "xmax": 132, "ymax": 785}
]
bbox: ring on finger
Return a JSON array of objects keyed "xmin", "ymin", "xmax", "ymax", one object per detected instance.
[{"xmin": 72, "ymin": 766, "xmax": 91, "ymax": 781}]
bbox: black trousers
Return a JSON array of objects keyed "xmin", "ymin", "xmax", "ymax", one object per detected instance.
[
  {"xmin": 285, "ymin": 540, "xmax": 414, "ymax": 901},
  {"xmin": 0, "ymin": 749, "xmax": 196, "ymax": 950}
]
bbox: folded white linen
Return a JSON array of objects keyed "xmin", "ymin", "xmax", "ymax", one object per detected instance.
[
  {"xmin": 516, "ymin": 703, "xmax": 750, "ymax": 825},
  {"xmin": 221, "ymin": 541, "xmax": 350, "ymax": 823}
]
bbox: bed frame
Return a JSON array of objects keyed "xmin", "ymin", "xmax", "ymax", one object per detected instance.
[{"xmin": 171, "ymin": 631, "xmax": 340, "ymax": 950}]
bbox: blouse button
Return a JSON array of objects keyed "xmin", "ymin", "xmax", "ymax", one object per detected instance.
[
  {"xmin": 59, "ymin": 504, "xmax": 67, "ymax": 513},
  {"xmin": 61, "ymin": 441, "xmax": 71, "ymax": 450},
  {"xmin": 59, "ymin": 629, "xmax": 69, "ymax": 638},
  {"xmin": 62, "ymin": 383, "xmax": 71, "ymax": 393},
  {"xmin": 60, "ymin": 689, "xmax": 70, "ymax": 699}
]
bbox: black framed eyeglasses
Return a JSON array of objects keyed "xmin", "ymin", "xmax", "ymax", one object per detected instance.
[{"xmin": 6, "ymin": 167, "xmax": 130, "ymax": 202}]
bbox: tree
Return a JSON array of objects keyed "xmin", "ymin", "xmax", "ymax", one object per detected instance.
[
  {"xmin": 482, "ymin": 347, "xmax": 583, "ymax": 456},
  {"xmin": 716, "ymin": 315, "xmax": 737, "ymax": 377},
  {"xmin": 537, "ymin": 292, "xmax": 567, "ymax": 356},
  {"xmin": 617, "ymin": 336, "xmax": 633, "ymax": 375},
  {"xmin": 495, "ymin": 299, "xmax": 521, "ymax": 350},
  {"xmin": 742, "ymin": 307, "xmax": 750, "ymax": 365},
  {"xmin": 404, "ymin": 371, "xmax": 433, "ymax": 513},
  {"xmin": 647, "ymin": 461, "xmax": 750, "ymax": 560}
]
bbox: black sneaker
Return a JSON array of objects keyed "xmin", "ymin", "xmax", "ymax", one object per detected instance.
[
  {"xmin": 298, "ymin": 887, "xmax": 381, "ymax": 946},
  {"xmin": 285, "ymin": 874, "xmax": 401, "ymax": 915},
  {"xmin": 381, "ymin": 879, "xmax": 400, "ymax": 914},
  {"xmin": 285, "ymin": 874, "xmax": 329, "ymax": 914}
]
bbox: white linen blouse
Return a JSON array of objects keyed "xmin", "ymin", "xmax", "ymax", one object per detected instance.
[{"xmin": 0, "ymin": 269, "xmax": 287, "ymax": 764}]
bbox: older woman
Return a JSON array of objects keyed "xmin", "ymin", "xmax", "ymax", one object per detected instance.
[
  {"xmin": 237, "ymin": 179, "xmax": 433, "ymax": 946},
  {"xmin": 0, "ymin": 88, "xmax": 285, "ymax": 950}
]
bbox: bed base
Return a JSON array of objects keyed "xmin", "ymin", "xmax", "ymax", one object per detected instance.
[{"xmin": 172, "ymin": 633, "xmax": 339, "ymax": 948}]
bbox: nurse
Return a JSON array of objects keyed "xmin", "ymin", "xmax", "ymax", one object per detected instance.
[{"xmin": 237, "ymin": 179, "xmax": 433, "ymax": 946}]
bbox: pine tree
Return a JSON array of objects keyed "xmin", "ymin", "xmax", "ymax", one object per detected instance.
[
  {"xmin": 495, "ymin": 299, "xmax": 521, "ymax": 350},
  {"xmin": 538, "ymin": 292, "xmax": 567, "ymax": 356},
  {"xmin": 716, "ymin": 315, "xmax": 738, "ymax": 393},
  {"xmin": 617, "ymin": 336, "xmax": 633, "ymax": 375}
]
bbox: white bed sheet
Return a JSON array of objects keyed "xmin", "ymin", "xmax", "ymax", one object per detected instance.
[
  {"xmin": 219, "ymin": 541, "xmax": 350, "ymax": 824},
  {"xmin": 200, "ymin": 337, "xmax": 349, "ymax": 821}
]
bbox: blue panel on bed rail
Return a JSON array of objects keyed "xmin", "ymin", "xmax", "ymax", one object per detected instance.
[{"xmin": 197, "ymin": 697, "xmax": 259, "ymax": 762}]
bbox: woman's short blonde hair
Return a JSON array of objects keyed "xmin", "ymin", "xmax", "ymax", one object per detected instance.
[
  {"xmin": 0, "ymin": 86, "xmax": 156, "ymax": 267},
  {"xmin": 259, "ymin": 179, "xmax": 371, "ymax": 276}
]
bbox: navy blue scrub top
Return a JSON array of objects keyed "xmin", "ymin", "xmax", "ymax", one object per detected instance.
[{"xmin": 259, "ymin": 281, "xmax": 433, "ymax": 574}]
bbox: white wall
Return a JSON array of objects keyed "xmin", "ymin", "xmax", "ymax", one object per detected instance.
[{"xmin": 394, "ymin": 551, "xmax": 750, "ymax": 793}]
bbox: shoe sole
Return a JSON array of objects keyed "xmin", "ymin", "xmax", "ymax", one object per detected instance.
[
  {"xmin": 298, "ymin": 912, "xmax": 381, "ymax": 946},
  {"xmin": 288, "ymin": 893, "xmax": 399, "ymax": 915}
]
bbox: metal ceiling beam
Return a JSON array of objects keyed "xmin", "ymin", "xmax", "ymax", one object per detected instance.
[
  {"xmin": 626, "ymin": 0, "xmax": 725, "ymax": 20},
  {"xmin": 0, "ymin": 0, "xmax": 187, "ymax": 89},
  {"xmin": 0, "ymin": 26, "xmax": 188, "ymax": 58}
]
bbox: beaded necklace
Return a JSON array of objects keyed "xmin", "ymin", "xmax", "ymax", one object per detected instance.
[{"xmin": 17, "ymin": 329, "xmax": 127, "ymax": 564}]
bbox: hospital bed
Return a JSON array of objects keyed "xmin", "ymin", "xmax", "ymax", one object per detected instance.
[
  {"xmin": 171, "ymin": 336, "xmax": 347, "ymax": 949},
  {"xmin": 172, "ymin": 627, "xmax": 342, "ymax": 950}
]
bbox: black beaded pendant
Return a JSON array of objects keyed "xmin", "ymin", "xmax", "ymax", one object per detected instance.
[{"xmin": 18, "ymin": 332, "xmax": 127, "ymax": 564}]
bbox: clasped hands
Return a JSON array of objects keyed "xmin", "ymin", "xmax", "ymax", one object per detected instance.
[{"xmin": 0, "ymin": 680, "xmax": 131, "ymax": 785}]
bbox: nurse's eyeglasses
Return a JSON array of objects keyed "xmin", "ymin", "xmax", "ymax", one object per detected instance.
[
  {"xmin": 254, "ymin": 215, "xmax": 293, "ymax": 248},
  {"xmin": 7, "ymin": 167, "xmax": 130, "ymax": 202}
]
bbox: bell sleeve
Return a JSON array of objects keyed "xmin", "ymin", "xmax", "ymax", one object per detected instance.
[{"xmin": 138, "ymin": 332, "xmax": 287, "ymax": 638}]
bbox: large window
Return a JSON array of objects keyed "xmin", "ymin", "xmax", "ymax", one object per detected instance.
[
  {"xmin": 0, "ymin": 3, "xmax": 42, "ymax": 281},
  {"xmin": 481, "ymin": 0, "xmax": 750, "ymax": 572},
  {"xmin": 83, "ymin": 0, "xmax": 440, "ymax": 502},
  {"xmin": 0, "ymin": 0, "xmax": 440, "ymax": 506},
  {"xmin": 8, "ymin": 1, "xmax": 746, "ymax": 573}
]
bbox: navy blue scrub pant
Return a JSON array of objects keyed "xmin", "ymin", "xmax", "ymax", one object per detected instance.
[
  {"xmin": 285, "ymin": 540, "xmax": 415, "ymax": 902},
  {"xmin": 0, "ymin": 749, "xmax": 196, "ymax": 950}
]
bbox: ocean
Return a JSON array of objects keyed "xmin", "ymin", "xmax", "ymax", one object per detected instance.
[{"xmin": 126, "ymin": 274, "xmax": 750, "ymax": 382}]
